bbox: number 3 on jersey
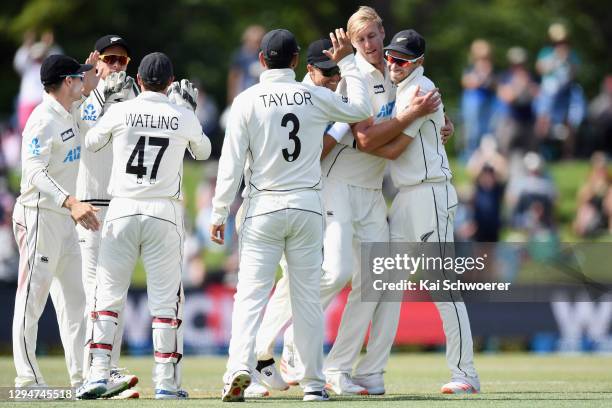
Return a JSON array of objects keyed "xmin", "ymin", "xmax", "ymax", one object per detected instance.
[
  {"xmin": 281, "ymin": 113, "xmax": 301, "ymax": 162},
  {"xmin": 126, "ymin": 136, "xmax": 169, "ymax": 183}
]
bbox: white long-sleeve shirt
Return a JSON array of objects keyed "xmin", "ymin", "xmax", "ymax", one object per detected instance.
[
  {"xmin": 320, "ymin": 52, "xmax": 396, "ymax": 189},
  {"xmin": 390, "ymin": 66, "xmax": 452, "ymax": 188},
  {"xmin": 85, "ymin": 91, "xmax": 211, "ymax": 200},
  {"xmin": 18, "ymin": 93, "xmax": 83, "ymax": 215},
  {"xmin": 211, "ymin": 54, "xmax": 372, "ymax": 225},
  {"xmin": 75, "ymin": 76, "xmax": 139, "ymax": 206}
]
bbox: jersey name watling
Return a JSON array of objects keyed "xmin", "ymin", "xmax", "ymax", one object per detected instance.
[{"xmin": 125, "ymin": 113, "xmax": 179, "ymax": 130}]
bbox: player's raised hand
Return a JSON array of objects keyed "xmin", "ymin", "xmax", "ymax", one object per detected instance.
[
  {"xmin": 63, "ymin": 196, "xmax": 100, "ymax": 231},
  {"xmin": 82, "ymin": 51, "xmax": 101, "ymax": 95},
  {"xmin": 167, "ymin": 79, "xmax": 198, "ymax": 111},
  {"xmin": 323, "ymin": 28, "xmax": 353, "ymax": 63},
  {"xmin": 210, "ymin": 224, "xmax": 225, "ymax": 245},
  {"xmin": 441, "ymin": 115, "xmax": 454, "ymax": 144}
]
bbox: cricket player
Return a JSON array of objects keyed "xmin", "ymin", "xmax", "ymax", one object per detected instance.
[
  {"xmin": 77, "ymin": 52, "xmax": 211, "ymax": 399},
  {"xmin": 210, "ymin": 28, "xmax": 372, "ymax": 402},
  {"xmin": 363, "ymin": 29, "xmax": 480, "ymax": 394},
  {"xmin": 12, "ymin": 53, "xmax": 100, "ymax": 388},
  {"xmin": 76, "ymin": 34, "xmax": 140, "ymax": 399},
  {"xmin": 243, "ymin": 38, "xmax": 344, "ymax": 398}
]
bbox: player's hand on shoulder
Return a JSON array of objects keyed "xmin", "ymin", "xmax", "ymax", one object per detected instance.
[
  {"xmin": 103, "ymin": 71, "xmax": 135, "ymax": 108},
  {"xmin": 167, "ymin": 79, "xmax": 198, "ymax": 112},
  {"xmin": 406, "ymin": 85, "xmax": 441, "ymax": 118},
  {"xmin": 210, "ymin": 224, "xmax": 225, "ymax": 245},
  {"xmin": 63, "ymin": 196, "xmax": 100, "ymax": 231},
  {"xmin": 323, "ymin": 28, "xmax": 353, "ymax": 63}
]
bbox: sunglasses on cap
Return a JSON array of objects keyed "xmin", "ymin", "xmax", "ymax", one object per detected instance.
[
  {"xmin": 99, "ymin": 54, "xmax": 130, "ymax": 66},
  {"xmin": 385, "ymin": 51, "xmax": 423, "ymax": 68},
  {"xmin": 317, "ymin": 66, "xmax": 340, "ymax": 78}
]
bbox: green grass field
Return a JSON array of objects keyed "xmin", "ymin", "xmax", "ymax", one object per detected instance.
[{"xmin": 0, "ymin": 353, "xmax": 611, "ymax": 407}]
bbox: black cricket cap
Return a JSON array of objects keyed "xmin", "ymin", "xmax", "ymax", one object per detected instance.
[
  {"xmin": 95, "ymin": 34, "xmax": 131, "ymax": 57},
  {"xmin": 384, "ymin": 29, "xmax": 426, "ymax": 57},
  {"xmin": 261, "ymin": 29, "xmax": 300, "ymax": 64},
  {"xmin": 40, "ymin": 54, "xmax": 93, "ymax": 86},
  {"xmin": 138, "ymin": 52, "xmax": 173, "ymax": 85},
  {"xmin": 307, "ymin": 38, "xmax": 337, "ymax": 70}
]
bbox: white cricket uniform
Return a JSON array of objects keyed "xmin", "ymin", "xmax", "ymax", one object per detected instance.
[
  {"xmin": 320, "ymin": 53, "xmax": 401, "ymax": 379},
  {"xmin": 12, "ymin": 92, "xmax": 86, "ymax": 387},
  {"xmin": 84, "ymin": 91, "xmax": 211, "ymax": 393},
  {"xmin": 75, "ymin": 77, "xmax": 139, "ymax": 370},
  {"xmin": 211, "ymin": 54, "xmax": 371, "ymax": 393},
  {"xmin": 388, "ymin": 66, "xmax": 479, "ymax": 383}
]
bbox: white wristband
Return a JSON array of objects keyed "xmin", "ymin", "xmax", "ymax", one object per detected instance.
[{"xmin": 326, "ymin": 122, "xmax": 350, "ymax": 143}]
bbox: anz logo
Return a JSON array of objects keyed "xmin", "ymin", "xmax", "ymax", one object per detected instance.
[
  {"xmin": 376, "ymin": 101, "xmax": 395, "ymax": 119},
  {"xmin": 28, "ymin": 137, "xmax": 41, "ymax": 156},
  {"xmin": 82, "ymin": 103, "xmax": 97, "ymax": 121},
  {"xmin": 63, "ymin": 146, "xmax": 81, "ymax": 163}
]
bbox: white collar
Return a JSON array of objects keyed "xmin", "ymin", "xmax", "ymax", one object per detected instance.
[{"xmin": 260, "ymin": 69, "xmax": 296, "ymax": 83}]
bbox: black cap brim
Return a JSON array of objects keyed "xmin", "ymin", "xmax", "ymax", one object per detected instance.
[
  {"xmin": 76, "ymin": 64, "xmax": 94, "ymax": 74},
  {"xmin": 312, "ymin": 59, "xmax": 337, "ymax": 70}
]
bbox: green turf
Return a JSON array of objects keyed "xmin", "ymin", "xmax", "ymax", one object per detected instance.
[{"xmin": 0, "ymin": 353, "xmax": 610, "ymax": 406}]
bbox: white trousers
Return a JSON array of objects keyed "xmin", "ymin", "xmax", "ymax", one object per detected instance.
[
  {"xmin": 12, "ymin": 202, "xmax": 85, "ymax": 387},
  {"xmin": 225, "ymin": 191, "xmax": 325, "ymax": 392},
  {"xmin": 389, "ymin": 182, "xmax": 478, "ymax": 380},
  {"xmin": 78, "ymin": 206, "xmax": 127, "ymax": 372},
  {"xmin": 88, "ymin": 197, "xmax": 184, "ymax": 392},
  {"xmin": 254, "ymin": 178, "xmax": 400, "ymax": 378}
]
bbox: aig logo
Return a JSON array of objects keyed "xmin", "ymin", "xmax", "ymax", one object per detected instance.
[
  {"xmin": 376, "ymin": 101, "xmax": 395, "ymax": 119},
  {"xmin": 63, "ymin": 146, "xmax": 81, "ymax": 163}
]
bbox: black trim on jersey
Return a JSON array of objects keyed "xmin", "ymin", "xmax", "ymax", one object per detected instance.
[
  {"xmin": 430, "ymin": 120, "xmax": 451, "ymax": 180},
  {"xmin": 325, "ymin": 145, "xmax": 349, "ymax": 177},
  {"xmin": 41, "ymin": 168, "xmax": 66, "ymax": 198},
  {"xmin": 238, "ymin": 198, "xmax": 252, "ymax": 265},
  {"xmin": 248, "ymin": 178, "xmax": 321, "ymax": 193},
  {"xmin": 431, "ymin": 186, "xmax": 468, "ymax": 378},
  {"xmin": 173, "ymin": 172, "xmax": 182, "ymax": 199},
  {"xmin": 244, "ymin": 207, "xmax": 323, "ymax": 220},
  {"xmin": 92, "ymin": 89, "xmax": 104, "ymax": 108},
  {"xmin": 82, "ymin": 199, "xmax": 110, "ymax": 207},
  {"xmin": 418, "ymin": 130, "xmax": 428, "ymax": 180},
  {"xmin": 105, "ymin": 213, "xmax": 177, "ymax": 226},
  {"xmin": 22, "ymin": 194, "xmax": 40, "ymax": 384},
  {"xmin": 93, "ymin": 135, "xmax": 112, "ymax": 153}
]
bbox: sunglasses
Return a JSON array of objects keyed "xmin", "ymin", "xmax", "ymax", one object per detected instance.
[
  {"xmin": 318, "ymin": 66, "xmax": 341, "ymax": 78},
  {"xmin": 61, "ymin": 73, "xmax": 85, "ymax": 79},
  {"xmin": 99, "ymin": 54, "xmax": 131, "ymax": 65},
  {"xmin": 385, "ymin": 51, "xmax": 423, "ymax": 68}
]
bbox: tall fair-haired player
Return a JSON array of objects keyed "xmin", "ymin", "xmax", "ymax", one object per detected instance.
[
  {"xmin": 260, "ymin": 7, "xmax": 450, "ymax": 396},
  {"xmin": 359, "ymin": 29, "xmax": 480, "ymax": 394},
  {"xmin": 76, "ymin": 52, "xmax": 211, "ymax": 399},
  {"xmin": 76, "ymin": 34, "xmax": 140, "ymax": 399},
  {"xmin": 210, "ymin": 28, "xmax": 372, "ymax": 402},
  {"xmin": 12, "ymin": 53, "xmax": 100, "ymax": 390}
]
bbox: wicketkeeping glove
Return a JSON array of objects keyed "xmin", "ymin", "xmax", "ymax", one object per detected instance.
[
  {"xmin": 167, "ymin": 79, "xmax": 198, "ymax": 111},
  {"xmin": 103, "ymin": 71, "xmax": 135, "ymax": 108}
]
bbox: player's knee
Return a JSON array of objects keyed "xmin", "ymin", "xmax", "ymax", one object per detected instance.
[{"xmin": 152, "ymin": 316, "xmax": 183, "ymax": 364}]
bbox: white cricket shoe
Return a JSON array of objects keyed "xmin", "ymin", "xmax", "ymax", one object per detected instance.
[
  {"xmin": 353, "ymin": 373, "xmax": 385, "ymax": 395},
  {"xmin": 101, "ymin": 368, "xmax": 139, "ymax": 398},
  {"xmin": 303, "ymin": 389, "xmax": 330, "ymax": 401},
  {"xmin": 222, "ymin": 370, "xmax": 251, "ymax": 402},
  {"xmin": 244, "ymin": 372, "xmax": 270, "ymax": 398},
  {"xmin": 280, "ymin": 343, "xmax": 303, "ymax": 385},
  {"xmin": 155, "ymin": 388, "xmax": 189, "ymax": 399},
  {"xmin": 109, "ymin": 389, "xmax": 139, "ymax": 399},
  {"xmin": 76, "ymin": 379, "xmax": 108, "ymax": 399},
  {"xmin": 325, "ymin": 373, "xmax": 368, "ymax": 395},
  {"xmin": 257, "ymin": 359, "xmax": 289, "ymax": 391},
  {"xmin": 441, "ymin": 379, "xmax": 480, "ymax": 394}
]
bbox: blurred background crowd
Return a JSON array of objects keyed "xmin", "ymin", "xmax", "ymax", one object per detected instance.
[{"xmin": 0, "ymin": 0, "xmax": 611, "ymax": 289}]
